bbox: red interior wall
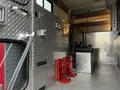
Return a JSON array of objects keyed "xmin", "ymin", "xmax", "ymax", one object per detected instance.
[{"xmin": 0, "ymin": 43, "xmax": 5, "ymax": 90}]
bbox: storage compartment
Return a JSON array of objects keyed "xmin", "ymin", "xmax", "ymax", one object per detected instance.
[
  {"xmin": 0, "ymin": 39, "xmax": 29, "ymax": 90},
  {"xmin": 76, "ymin": 49, "xmax": 99, "ymax": 74}
]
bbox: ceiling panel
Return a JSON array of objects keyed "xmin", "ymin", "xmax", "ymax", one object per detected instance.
[{"xmin": 61, "ymin": 0, "xmax": 106, "ymax": 11}]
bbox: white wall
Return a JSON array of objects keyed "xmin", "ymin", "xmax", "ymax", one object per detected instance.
[{"xmin": 86, "ymin": 32, "xmax": 118, "ymax": 65}]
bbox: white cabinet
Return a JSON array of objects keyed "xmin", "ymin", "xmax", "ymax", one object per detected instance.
[{"xmin": 76, "ymin": 52, "xmax": 91, "ymax": 74}]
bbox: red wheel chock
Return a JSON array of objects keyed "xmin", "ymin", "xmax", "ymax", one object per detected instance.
[
  {"xmin": 55, "ymin": 55, "xmax": 77, "ymax": 84},
  {"xmin": 64, "ymin": 56, "xmax": 77, "ymax": 77},
  {"xmin": 55, "ymin": 58, "xmax": 71, "ymax": 84}
]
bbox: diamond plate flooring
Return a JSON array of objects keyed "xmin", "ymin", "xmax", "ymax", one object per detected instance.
[{"xmin": 46, "ymin": 64, "xmax": 120, "ymax": 90}]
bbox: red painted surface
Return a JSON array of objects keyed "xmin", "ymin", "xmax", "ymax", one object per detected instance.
[
  {"xmin": 55, "ymin": 59, "xmax": 61, "ymax": 81},
  {"xmin": 55, "ymin": 56, "xmax": 77, "ymax": 84},
  {"xmin": 0, "ymin": 43, "xmax": 5, "ymax": 90},
  {"xmin": 64, "ymin": 56, "xmax": 77, "ymax": 77},
  {"xmin": 55, "ymin": 58, "xmax": 71, "ymax": 84}
]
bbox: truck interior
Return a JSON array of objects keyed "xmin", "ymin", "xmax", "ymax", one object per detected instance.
[{"xmin": 0, "ymin": 0, "xmax": 120, "ymax": 90}]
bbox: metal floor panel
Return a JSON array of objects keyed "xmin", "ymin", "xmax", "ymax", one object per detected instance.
[{"xmin": 46, "ymin": 64, "xmax": 120, "ymax": 90}]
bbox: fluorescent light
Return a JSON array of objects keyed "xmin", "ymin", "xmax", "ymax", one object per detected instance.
[{"xmin": 94, "ymin": 19, "xmax": 108, "ymax": 22}]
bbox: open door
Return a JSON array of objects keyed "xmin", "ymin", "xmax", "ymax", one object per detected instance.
[{"xmin": 0, "ymin": 39, "xmax": 29, "ymax": 90}]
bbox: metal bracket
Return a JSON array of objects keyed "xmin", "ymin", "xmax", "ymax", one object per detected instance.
[
  {"xmin": 0, "ymin": 5, "xmax": 7, "ymax": 25},
  {"xmin": 10, "ymin": 0, "xmax": 29, "ymax": 6},
  {"xmin": 10, "ymin": 6, "xmax": 29, "ymax": 16}
]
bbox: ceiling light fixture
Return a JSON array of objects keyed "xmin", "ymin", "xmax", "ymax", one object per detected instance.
[{"xmin": 94, "ymin": 19, "xmax": 108, "ymax": 22}]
